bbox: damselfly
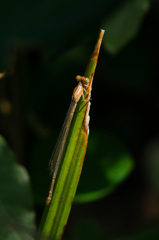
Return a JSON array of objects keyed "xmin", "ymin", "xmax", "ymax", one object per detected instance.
[{"xmin": 46, "ymin": 76, "xmax": 89, "ymax": 205}]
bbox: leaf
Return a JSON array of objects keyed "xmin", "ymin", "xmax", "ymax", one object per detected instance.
[
  {"xmin": 0, "ymin": 136, "xmax": 35, "ymax": 240},
  {"xmin": 75, "ymin": 131, "xmax": 134, "ymax": 202},
  {"xmin": 39, "ymin": 30, "xmax": 104, "ymax": 240},
  {"xmin": 102, "ymin": 0, "xmax": 150, "ymax": 54}
]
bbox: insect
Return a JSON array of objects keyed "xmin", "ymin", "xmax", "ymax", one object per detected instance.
[{"xmin": 46, "ymin": 75, "xmax": 89, "ymax": 205}]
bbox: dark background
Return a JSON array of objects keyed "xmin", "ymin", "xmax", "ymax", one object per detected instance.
[{"xmin": 0, "ymin": 0, "xmax": 159, "ymax": 239}]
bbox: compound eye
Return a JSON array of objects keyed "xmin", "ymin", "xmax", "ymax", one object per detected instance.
[{"xmin": 85, "ymin": 77, "xmax": 89, "ymax": 83}]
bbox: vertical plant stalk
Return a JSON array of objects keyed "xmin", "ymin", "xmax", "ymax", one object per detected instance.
[{"xmin": 39, "ymin": 29, "xmax": 105, "ymax": 240}]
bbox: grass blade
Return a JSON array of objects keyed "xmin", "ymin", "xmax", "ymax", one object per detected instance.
[{"xmin": 39, "ymin": 29, "xmax": 105, "ymax": 240}]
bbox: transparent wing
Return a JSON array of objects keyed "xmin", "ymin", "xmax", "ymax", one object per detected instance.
[{"xmin": 48, "ymin": 99, "xmax": 77, "ymax": 179}]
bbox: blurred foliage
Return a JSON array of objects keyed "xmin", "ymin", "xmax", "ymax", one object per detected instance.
[
  {"xmin": 0, "ymin": 0, "xmax": 149, "ymax": 70},
  {"xmin": 1, "ymin": 0, "xmax": 159, "ymax": 239},
  {"xmin": 75, "ymin": 130, "xmax": 133, "ymax": 202},
  {"xmin": 102, "ymin": 0, "xmax": 150, "ymax": 53},
  {"xmin": 0, "ymin": 136, "xmax": 35, "ymax": 240},
  {"xmin": 0, "ymin": 0, "xmax": 122, "ymax": 71}
]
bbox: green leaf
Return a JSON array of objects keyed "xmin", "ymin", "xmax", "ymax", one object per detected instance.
[
  {"xmin": 39, "ymin": 30, "xmax": 105, "ymax": 240},
  {"xmin": 75, "ymin": 131, "xmax": 134, "ymax": 202},
  {"xmin": 102, "ymin": 0, "xmax": 150, "ymax": 54},
  {"xmin": 0, "ymin": 135, "xmax": 35, "ymax": 240}
]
